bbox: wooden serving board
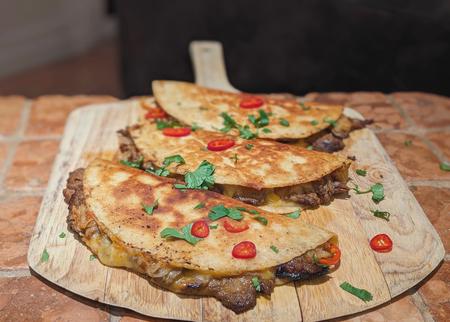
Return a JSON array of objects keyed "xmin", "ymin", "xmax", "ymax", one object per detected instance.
[{"xmin": 28, "ymin": 42, "xmax": 444, "ymax": 321}]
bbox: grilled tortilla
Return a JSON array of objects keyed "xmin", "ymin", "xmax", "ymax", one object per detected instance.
[
  {"xmin": 118, "ymin": 123, "xmax": 351, "ymax": 213},
  {"xmin": 64, "ymin": 159, "xmax": 339, "ymax": 313},
  {"xmin": 152, "ymin": 80, "xmax": 343, "ymax": 140}
]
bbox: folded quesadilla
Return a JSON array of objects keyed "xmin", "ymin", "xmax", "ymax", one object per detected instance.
[
  {"xmin": 63, "ymin": 159, "xmax": 340, "ymax": 313},
  {"xmin": 151, "ymin": 80, "xmax": 370, "ymax": 152},
  {"xmin": 117, "ymin": 123, "xmax": 350, "ymax": 213}
]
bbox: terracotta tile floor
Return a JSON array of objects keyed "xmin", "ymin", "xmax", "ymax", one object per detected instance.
[{"xmin": 0, "ymin": 92, "xmax": 448, "ymax": 321}]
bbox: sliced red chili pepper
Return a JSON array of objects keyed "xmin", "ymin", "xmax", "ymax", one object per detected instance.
[
  {"xmin": 370, "ymin": 234, "xmax": 393, "ymax": 253},
  {"xmin": 162, "ymin": 127, "xmax": 191, "ymax": 137},
  {"xmin": 144, "ymin": 108, "xmax": 167, "ymax": 119},
  {"xmin": 232, "ymin": 241, "xmax": 257, "ymax": 259},
  {"xmin": 318, "ymin": 244, "xmax": 341, "ymax": 266},
  {"xmin": 239, "ymin": 97, "xmax": 264, "ymax": 109},
  {"xmin": 207, "ymin": 139, "xmax": 235, "ymax": 152},
  {"xmin": 191, "ymin": 220, "xmax": 209, "ymax": 238},
  {"xmin": 223, "ymin": 218, "xmax": 249, "ymax": 233}
]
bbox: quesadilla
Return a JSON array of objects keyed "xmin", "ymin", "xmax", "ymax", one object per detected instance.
[
  {"xmin": 63, "ymin": 159, "xmax": 340, "ymax": 313},
  {"xmin": 117, "ymin": 123, "xmax": 350, "ymax": 213},
  {"xmin": 151, "ymin": 80, "xmax": 370, "ymax": 152}
]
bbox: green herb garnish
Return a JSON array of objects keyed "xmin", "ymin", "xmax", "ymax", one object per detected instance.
[
  {"xmin": 143, "ymin": 199, "xmax": 158, "ymax": 215},
  {"xmin": 248, "ymin": 110, "xmax": 270, "ymax": 128},
  {"xmin": 208, "ymin": 204, "xmax": 243, "ymax": 221},
  {"xmin": 174, "ymin": 160, "xmax": 215, "ymax": 190},
  {"xmin": 219, "ymin": 112, "xmax": 238, "ymax": 133},
  {"xmin": 440, "ymin": 162, "xmax": 450, "ymax": 172},
  {"xmin": 279, "ymin": 118, "xmax": 290, "ymax": 127},
  {"xmin": 324, "ymin": 117, "xmax": 337, "ymax": 127},
  {"xmin": 254, "ymin": 216, "xmax": 268, "ymax": 225},
  {"xmin": 311, "ymin": 119, "xmax": 319, "ymax": 126},
  {"xmin": 156, "ymin": 119, "xmax": 181, "ymax": 130},
  {"xmin": 306, "ymin": 145, "xmax": 313, "ymax": 150},
  {"xmin": 270, "ymin": 245, "xmax": 279, "ymax": 253},
  {"xmin": 163, "ymin": 155, "xmax": 185, "ymax": 167},
  {"xmin": 58, "ymin": 232, "xmax": 66, "ymax": 239},
  {"xmin": 370, "ymin": 209, "xmax": 391, "ymax": 221},
  {"xmin": 245, "ymin": 144, "xmax": 254, "ymax": 150},
  {"xmin": 191, "ymin": 123, "xmax": 202, "ymax": 131},
  {"xmin": 230, "ymin": 153, "xmax": 239, "ymax": 164},
  {"xmin": 238, "ymin": 125, "xmax": 257, "ymax": 139},
  {"xmin": 262, "ymin": 128, "xmax": 272, "ymax": 133},
  {"xmin": 286, "ymin": 209, "xmax": 301, "ymax": 219},
  {"xmin": 89, "ymin": 254, "xmax": 96, "ymax": 261},
  {"xmin": 356, "ymin": 169, "xmax": 367, "ymax": 176},
  {"xmin": 251, "ymin": 277, "xmax": 261, "ymax": 292},
  {"xmin": 300, "ymin": 102, "xmax": 310, "ymax": 111},
  {"xmin": 120, "ymin": 156, "xmax": 143, "ymax": 169},
  {"xmin": 41, "ymin": 249, "xmax": 49, "ymax": 262},
  {"xmin": 209, "ymin": 224, "xmax": 218, "ymax": 229},
  {"xmin": 194, "ymin": 202, "xmax": 205, "ymax": 209},
  {"xmin": 352, "ymin": 183, "xmax": 384, "ymax": 203},
  {"xmin": 160, "ymin": 223, "xmax": 202, "ymax": 245},
  {"xmin": 340, "ymin": 282, "xmax": 373, "ymax": 302},
  {"xmin": 235, "ymin": 207, "xmax": 259, "ymax": 214},
  {"xmin": 404, "ymin": 140, "xmax": 412, "ymax": 147}
]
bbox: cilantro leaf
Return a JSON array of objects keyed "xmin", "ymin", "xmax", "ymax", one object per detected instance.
[
  {"xmin": 191, "ymin": 123, "xmax": 202, "ymax": 131},
  {"xmin": 370, "ymin": 209, "xmax": 391, "ymax": 221},
  {"xmin": 404, "ymin": 140, "xmax": 412, "ymax": 147},
  {"xmin": 440, "ymin": 162, "xmax": 450, "ymax": 172},
  {"xmin": 58, "ymin": 232, "xmax": 66, "ymax": 239},
  {"xmin": 173, "ymin": 183, "xmax": 187, "ymax": 189},
  {"xmin": 352, "ymin": 183, "xmax": 384, "ymax": 203},
  {"xmin": 254, "ymin": 216, "xmax": 268, "ymax": 225},
  {"xmin": 235, "ymin": 207, "xmax": 259, "ymax": 214},
  {"xmin": 219, "ymin": 112, "xmax": 237, "ymax": 133},
  {"xmin": 209, "ymin": 224, "xmax": 218, "ymax": 229},
  {"xmin": 270, "ymin": 245, "xmax": 279, "ymax": 253},
  {"xmin": 245, "ymin": 144, "xmax": 254, "ymax": 150},
  {"xmin": 300, "ymin": 102, "xmax": 310, "ymax": 111},
  {"xmin": 181, "ymin": 161, "xmax": 215, "ymax": 190},
  {"xmin": 311, "ymin": 119, "xmax": 319, "ymax": 126},
  {"xmin": 262, "ymin": 128, "xmax": 272, "ymax": 133},
  {"xmin": 286, "ymin": 209, "xmax": 301, "ymax": 219},
  {"xmin": 89, "ymin": 254, "xmax": 96, "ymax": 261},
  {"xmin": 41, "ymin": 249, "xmax": 49, "ymax": 262},
  {"xmin": 163, "ymin": 155, "xmax": 185, "ymax": 167},
  {"xmin": 156, "ymin": 119, "xmax": 181, "ymax": 130},
  {"xmin": 323, "ymin": 117, "xmax": 337, "ymax": 127},
  {"xmin": 194, "ymin": 202, "xmax": 205, "ymax": 209},
  {"xmin": 230, "ymin": 153, "xmax": 239, "ymax": 164},
  {"xmin": 237, "ymin": 125, "xmax": 257, "ymax": 139},
  {"xmin": 340, "ymin": 282, "xmax": 373, "ymax": 302},
  {"xmin": 279, "ymin": 118, "xmax": 290, "ymax": 127},
  {"xmin": 306, "ymin": 145, "xmax": 313, "ymax": 150},
  {"xmin": 251, "ymin": 277, "xmax": 261, "ymax": 292},
  {"xmin": 120, "ymin": 156, "xmax": 143, "ymax": 169},
  {"xmin": 208, "ymin": 204, "xmax": 243, "ymax": 221},
  {"xmin": 160, "ymin": 223, "xmax": 202, "ymax": 245},
  {"xmin": 142, "ymin": 199, "xmax": 158, "ymax": 215},
  {"xmin": 356, "ymin": 169, "xmax": 367, "ymax": 176}
]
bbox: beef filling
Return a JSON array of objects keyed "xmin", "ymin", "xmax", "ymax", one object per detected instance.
[{"xmin": 63, "ymin": 169, "xmax": 332, "ymax": 313}]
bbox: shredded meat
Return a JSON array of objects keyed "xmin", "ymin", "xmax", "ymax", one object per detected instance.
[
  {"xmin": 63, "ymin": 170, "xmax": 332, "ymax": 314},
  {"xmin": 312, "ymin": 133, "xmax": 345, "ymax": 153},
  {"xmin": 232, "ymin": 187, "xmax": 266, "ymax": 206},
  {"xmin": 117, "ymin": 128, "xmax": 143, "ymax": 162}
]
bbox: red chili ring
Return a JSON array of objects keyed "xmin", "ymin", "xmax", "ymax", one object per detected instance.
[
  {"xmin": 232, "ymin": 241, "xmax": 257, "ymax": 259},
  {"xmin": 144, "ymin": 108, "xmax": 167, "ymax": 119},
  {"xmin": 207, "ymin": 139, "xmax": 235, "ymax": 151},
  {"xmin": 370, "ymin": 234, "xmax": 393, "ymax": 253},
  {"xmin": 223, "ymin": 218, "xmax": 249, "ymax": 233},
  {"xmin": 191, "ymin": 220, "xmax": 210, "ymax": 238},
  {"xmin": 239, "ymin": 97, "xmax": 264, "ymax": 109},
  {"xmin": 162, "ymin": 127, "xmax": 191, "ymax": 137}
]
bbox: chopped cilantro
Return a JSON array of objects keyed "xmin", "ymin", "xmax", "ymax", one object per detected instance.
[
  {"xmin": 235, "ymin": 207, "xmax": 259, "ymax": 214},
  {"xmin": 89, "ymin": 254, "xmax": 96, "ymax": 261},
  {"xmin": 142, "ymin": 199, "xmax": 158, "ymax": 215},
  {"xmin": 209, "ymin": 224, "xmax": 218, "ymax": 229},
  {"xmin": 251, "ymin": 277, "xmax": 261, "ymax": 292},
  {"xmin": 230, "ymin": 153, "xmax": 239, "ymax": 164},
  {"xmin": 323, "ymin": 117, "xmax": 337, "ymax": 127},
  {"xmin": 370, "ymin": 209, "xmax": 391, "ymax": 221},
  {"xmin": 286, "ymin": 209, "xmax": 301, "ymax": 219},
  {"xmin": 174, "ymin": 161, "xmax": 215, "ymax": 190},
  {"xmin": 352, "ymin": 183, "xmax": 384, "ymax": 203},
  {"xmin": 245, "ymin": 144, "xmax": 254, "ymax": 150},
  {"xmin": 156, "ymin": 119, "xmax": 181, "ymax": 130},
  {"xmin": 254, "ymin": 216, "xmax": 268, "ymax": 225},
  {"xmin": 279, "ymin": 118, "xmax": 290, "ymax": 127},
  {"xmin": 120, "ymin": 156, "xmax": 143, "ymax": 169},
  {"xmin": 300, "ymin": 102, "xmax": 311, "ymax": 111},
  {"xmin": 440, "ymin": 162, "xmax": 450, "ymax": 172},
  {"xmin": 404, "ymin": 140, "xmax": 413, "ymax": 147},
  {"xmin": 270, "ymin": 245, "xmax": 279, "ymax": 253},
  {"xmin": 311, "ymin": 119, "xmax": 319, "ymax": 126},
  {"xmin": 262, "ymin": 128, "xmax": 272, "ymax": 133},
  {"xmin": 191, "ymin": 123, "xmax": 202, "ymax": 131},
  {"xmin": 355, "ymin": 169, "xmax": 367, "ymax": 176},
  {"xmin": 208, "ymin": 204, "xmax": 243, "ymax": 221},
  {"xmin": 194, "ymin": 202, "xmax": 205, "ymax": 209},
  {"xmin": 160, "ymin": 223, "xmax": 202, "ymax": 245},
  {"xmin": 340, "ymin": 282, "xmax": 373, "ymax": 302},
  {"xmin": 306, "ymin": 145, "xmax": 313, "ymax": 150},
  {"xmin": 219, "ymin": 112, "xmax": 237, "ymax": 133},
  {"xmin": 237, "ymin": 125, "xmax": 257, "ymax": 139},
  {"xmin": 58, "ymin": 232, "xmax": 66, "ymax": 239},
  {"xmin": 248, "ymin": 110, "xmax": 270, "ymax": 128},
  {"xmin": 163, "ymin": 155, "xmax": 185, "ymax": 167},
  {"xmin": 41, "ymin": 249, "xmax": 49, "ymax": 262}
]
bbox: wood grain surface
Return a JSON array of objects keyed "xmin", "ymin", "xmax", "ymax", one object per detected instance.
[{"xmin": 27, "ymin": 41, "xmax": 444, "ymax": 321}]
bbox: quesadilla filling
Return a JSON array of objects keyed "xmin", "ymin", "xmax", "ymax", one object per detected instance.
[
  {"xmin": 64, "ymin": 169, "xmax": 339, "ymax": 314},
  {"xmin": 117, "ymin": 129, "xmax": 349, "ymax": 209}
]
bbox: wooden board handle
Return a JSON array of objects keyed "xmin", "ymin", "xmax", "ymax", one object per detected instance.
[{"xmin": 189, "ymin": 41, "xmax": 239, "ymax": 92}]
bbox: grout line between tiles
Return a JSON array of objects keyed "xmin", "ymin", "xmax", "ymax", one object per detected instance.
[
  {"xmin": 0, "ymin": 99, "xmax": 32, "ymax": 190},
  {"xmin": 407, "ymin": 180, "xmax": 450, "ymax": 188},
  {"xmin": 445, "ymin": 254, "xmax": 450, "ymax": 261},
  {"xmin": 387, "ymin": 94, "xmax": 417, "ymax": 128},
  {"xmin": 411, "ymin": 291, "xmax": 436, "ymax": 322}
]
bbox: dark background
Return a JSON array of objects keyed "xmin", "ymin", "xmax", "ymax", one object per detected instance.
[{"xmin": 116, "ymin": 0, "xmax": 450, "ymax": 97}]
